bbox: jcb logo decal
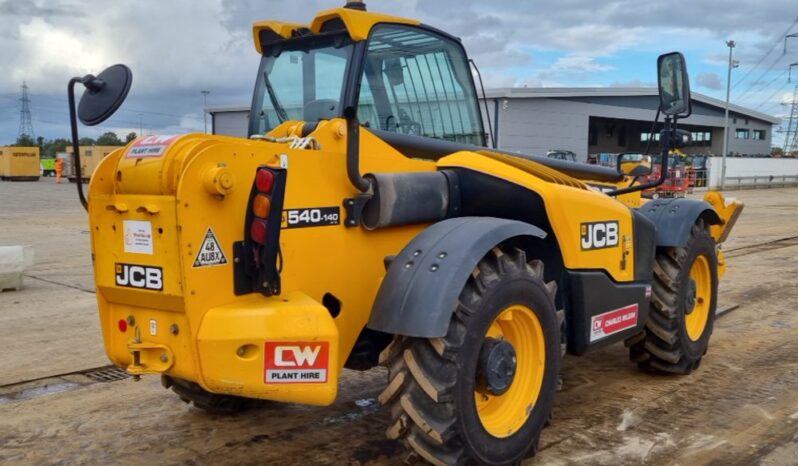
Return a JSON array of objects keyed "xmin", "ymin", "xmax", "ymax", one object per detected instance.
[
  {"xmin": 115, "ymin": 263, "xmax": 163, "ymax": 291},
  {"xmin": 580, "ymin": 221, "xmax": 619, "ymax": 250},
  {"xmin": 264, "ymin": 341, "xmax": 329, "ymax": 384}
]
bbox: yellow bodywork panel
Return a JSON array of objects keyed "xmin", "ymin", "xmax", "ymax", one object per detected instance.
[
  {"xmin": 703, "ymin": 191, "xmax": 744, "ymax": 244},
  {"xmin": 253, "ymin": 7, "xmax": 419, "ymax": 53},
  {"xmin": 438, "ymin": 151, "xmax": 636, "ymax": 283}
]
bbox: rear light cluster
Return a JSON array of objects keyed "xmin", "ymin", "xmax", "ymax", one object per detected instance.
[{"xmin": 237, "ymin": 166, "xmax": 287, "ymax": 296}]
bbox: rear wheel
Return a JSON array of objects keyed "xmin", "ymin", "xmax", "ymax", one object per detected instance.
[
  {"xmin": 629, "ymin": 219, "xmax": 718, "ymax": 374},
  {"xmin": 380, "ymin": 247, "xmax": 561, "ymax": 465}
]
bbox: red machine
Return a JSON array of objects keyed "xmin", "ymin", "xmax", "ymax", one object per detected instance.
[{"xmin": 643, "ymin": 158, "xmax": 695, "ymax": 199}]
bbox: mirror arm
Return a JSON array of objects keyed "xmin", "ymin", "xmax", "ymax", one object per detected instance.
[
  {"xmin": 608, "ymin": 116, "xmax": 674, "ymax": 197},
  {"xmin": 68, "ymin": 77, "xmax": 89, "ymax": 211}
]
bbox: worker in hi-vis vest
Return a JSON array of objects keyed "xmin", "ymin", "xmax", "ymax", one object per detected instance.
[{"xmin": 55, "ymin": 158, "xmax": 64, "ymax": 184}]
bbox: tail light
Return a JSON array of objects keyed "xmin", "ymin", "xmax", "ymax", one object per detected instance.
[{"xmin": 233, "ymin": 166, "xmax": 287, "ymax": 296}]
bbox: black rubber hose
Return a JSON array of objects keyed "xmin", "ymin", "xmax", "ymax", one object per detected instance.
[
  {"xmin": 68, "ymin": 77, "xmax": 88, "ymax": 211},
  {"xmin": 346, "ymin": 112, "xmax": 371, "ymax": 193}
]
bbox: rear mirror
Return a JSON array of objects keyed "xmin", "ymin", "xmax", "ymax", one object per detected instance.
[
  {"xmin": 657, "ymin": 52, "xmax": 691, "ymax": 116},
  {"xmin": 77, "ymin": 64, "xmax": 133, "ymax": 126},
  {"xmin": 617, "ymin": 153, "xmax": 653, "ymax": 177},
  {"xmin": 384, "ymin": 58, "xmax": 405, "ymax": 87}
]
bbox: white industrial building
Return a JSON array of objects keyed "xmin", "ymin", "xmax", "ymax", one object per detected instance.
[
  {"xmin": 209, "ymin": 87, "xmax": 779, "ymax": 163},
  {"xmin": 480, "ymin": 87, "xmax": 778, "ymax": 161}
]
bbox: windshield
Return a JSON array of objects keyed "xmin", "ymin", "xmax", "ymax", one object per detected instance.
[{"xmin": 249, "ymin": 36, "xmax": 353, "ymax": 136}]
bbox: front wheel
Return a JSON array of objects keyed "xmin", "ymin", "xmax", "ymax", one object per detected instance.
[
  {"xmin": 629, "ymin": 219, "xmax": 718, "ymax": 373},
  {"xmin": 379, "ymin": 247, "xmax": 561, "ymax": 465}
]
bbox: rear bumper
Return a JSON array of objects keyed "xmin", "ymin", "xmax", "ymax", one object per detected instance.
[
  {"xmin": 101, "ymin": 291, "xmax": 339, "ymax": 406},
  {"xmin": 196, "ymin": 292, "xmax": 339, "ymax": 406}
]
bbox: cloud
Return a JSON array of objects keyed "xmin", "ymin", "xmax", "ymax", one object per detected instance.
[
  {"xmin": 610, "ymin": 79, "xmax": 656, "ymax": 88},
  {"xmin": 697, "ymin": 72, "xmax": 723, "ymax": 90},
  {"xmin": 1, "ymin": 0, "xmax": 796, "ymax": 143}
]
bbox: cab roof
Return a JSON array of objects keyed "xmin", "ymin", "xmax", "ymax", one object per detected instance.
[{"xmin": 252, "ymin": 6, "xmax": 420, "ymax": 53}]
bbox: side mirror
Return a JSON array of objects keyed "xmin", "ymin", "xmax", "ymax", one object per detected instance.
[
  {"xmin": 617, "ymin": 153, "xmax": 653, "ymax": 177},
  {"xmin": 77, "ymin": 64, "xmax": 133, "ymax": 126},
  {"xmin": 657, "ymin": 52, "xmax": 691, "ymax": 116}
]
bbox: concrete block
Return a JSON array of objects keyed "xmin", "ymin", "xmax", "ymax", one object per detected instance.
[{"xmin": 0, "ymin": 245, "xmax": 34, "ymax": 291}]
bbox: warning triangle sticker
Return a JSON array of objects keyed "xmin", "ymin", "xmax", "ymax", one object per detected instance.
[{"xmin": 193, "ymin": 228, "xmax": 228, "ymax": 267}]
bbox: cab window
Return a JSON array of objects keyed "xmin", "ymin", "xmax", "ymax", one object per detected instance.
[{"xmin": 358, "ymin": 25, "xmax": 485, "ymax": 146}]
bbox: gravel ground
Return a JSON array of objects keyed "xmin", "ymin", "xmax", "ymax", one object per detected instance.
[{"xmin": 1, "ymin": 179, "xmax": 796, "ymax": 465}]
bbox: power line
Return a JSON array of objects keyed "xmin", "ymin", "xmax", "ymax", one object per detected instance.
[
  {"xmin": 737, "ymin": 68, "xmax": 789, "ymax": 105},
  {"xmin": 754, "ymin": 79, "xmax": 794, "ymax": 110},
  {"xmin": 736, "ymin": 54, "xmax": 792, "ymax": 102},
  {"xmin": 30, "ymin": 93, "xmax": 189, "ymax": 118},
  {"xmin": 731, "ymin": 14, "xmax": 798, "ymax": 91}
]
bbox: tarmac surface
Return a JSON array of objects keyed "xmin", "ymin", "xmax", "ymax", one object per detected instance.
[{"xmin": 1, "ymin": 179, "xmax": 797, "ymax": 465}]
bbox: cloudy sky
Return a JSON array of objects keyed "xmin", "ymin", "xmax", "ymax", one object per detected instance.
[{"xmin": 1, "ymin": 0, "xmax": 797, "ymax": 147}]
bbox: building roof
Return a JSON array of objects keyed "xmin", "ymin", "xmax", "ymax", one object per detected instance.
[
  {"xmin": 483, "ymin": 87, "xmax": 780, "ymax": 125},
  {"xmin": 206, "ymin": 106, "xmax": 249, "ymax": 114},
  {"xmin": 208, "ymin": 87, "xmax": 780, "ymax": 125}
]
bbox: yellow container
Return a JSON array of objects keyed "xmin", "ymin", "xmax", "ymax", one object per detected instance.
[
  {"xmin": 0, "ymin": 147, "xmax": 40, "ymax": 181},
  {"xmin": 65, "ymin": 145, "xmax": 123, "ymax": 181}
]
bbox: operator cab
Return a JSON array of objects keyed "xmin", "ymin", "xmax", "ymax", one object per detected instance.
[{"xmin": 249, "ymin": 7, "xmax": 486, "ymax": 147}]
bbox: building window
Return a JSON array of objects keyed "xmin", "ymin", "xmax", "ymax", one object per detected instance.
[
  {"xmin": 752, "ymin": 129, "xmax": 766, "ymax": 140},
  {"xmin": 640, "ymin": 132, "xmax": 660, "ymax": 142},
  {"xmin": 688, "ymin": 131, "xmax": 711, "ymax": 146},
  {"xmin": 735, "ymin": 128, "xmax": 749, "ymax": 139}
]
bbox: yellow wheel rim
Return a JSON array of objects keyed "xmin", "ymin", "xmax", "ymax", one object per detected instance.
[
  {"xmin": 685, "ymin": 255, "xmax": 711, "ymax": 341},
  {"xmin": 474, "ymin": 305, "xmax": 545, "ymax": 438}
]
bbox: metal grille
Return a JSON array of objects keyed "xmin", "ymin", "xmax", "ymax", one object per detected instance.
[{"xmin": 83, "ymin": 366, "xmax": 131, "ymax": 383}]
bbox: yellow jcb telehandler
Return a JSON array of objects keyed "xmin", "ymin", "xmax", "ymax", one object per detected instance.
[{"xmin": 65, "ymin": 2, "xmax": 742, "ymax": 464}]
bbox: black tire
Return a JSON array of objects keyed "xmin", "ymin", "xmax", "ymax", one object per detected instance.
[
  {"xmin": 162, "ymin": 375, "xmax": 253, "ymax": 414},
  {"xmin": 629, "ymin": 219, "xmax": 718, "ymax": 374},
  {"xmin": 379, "ymin": 247, "xmax": 561, "ymax": 466}
]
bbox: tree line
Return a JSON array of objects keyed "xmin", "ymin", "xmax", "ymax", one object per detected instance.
[{"xmin": 10, "ymin": 131, "xmax": 138, "ymax": 158}]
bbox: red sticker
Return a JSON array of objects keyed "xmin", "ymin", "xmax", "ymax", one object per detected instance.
[
  {"xmin": 264, "ymin": 341, "xmax": 329, "ymax": 384},
  {"xmin": 125, "ymin": 135, "xmax": 181, "ymax": 158},
  {"xmin": 590, "ymin": 304, "xmax": 639, "ymax": 342}
]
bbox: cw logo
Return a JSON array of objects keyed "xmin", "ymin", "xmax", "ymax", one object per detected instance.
[
  {"xmin": 273, "ymin": 345, "xmax": 322, "ymax": 367},
  {"xmin": 593, "ymin": 318, "xmax": 603, "ymax": 331}
]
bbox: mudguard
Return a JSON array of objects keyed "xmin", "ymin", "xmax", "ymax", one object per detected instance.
[
  {"xmin": 638, "ymin": 198, "xmax": 722, "ymax": 248},
  {"xmin": 367, "ymin": 217, "xmax": 546, "ymax": 338}
]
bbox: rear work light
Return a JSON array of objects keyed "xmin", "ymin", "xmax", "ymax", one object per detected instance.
[{"xmin": 234, "ymin": 166, "xmax": 287, "ymax": 297}]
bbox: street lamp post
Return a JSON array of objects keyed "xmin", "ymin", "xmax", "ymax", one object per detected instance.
[
  {"xmin": 721, "ymin": 40, "xmax": 738, "ymax": 191},
  {"xmin": 201, "ymin": 90, "xmax": 210, "ymax": 133}
]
